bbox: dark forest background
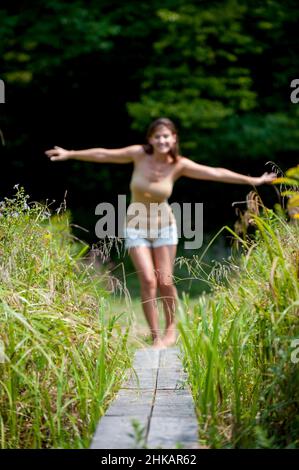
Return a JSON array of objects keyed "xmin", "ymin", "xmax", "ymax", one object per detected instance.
[{"xmin": 1, "ymin": 0, "xmax": 298, "ymax": 255}]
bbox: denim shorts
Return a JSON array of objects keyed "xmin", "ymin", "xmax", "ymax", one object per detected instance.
[{"xmin": 124, "ymin": 223, "xmax": 178, "ymax": 249}]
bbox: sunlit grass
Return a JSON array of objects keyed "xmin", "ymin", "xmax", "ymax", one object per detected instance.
[
  {"xmin": 0, "ymin": 187, "xmax": 132, "ymax": 448},
  {"xmin": 178, "ymin": 205, "xmax": 299, "ymax": 448},
  {"xmin": 3, "ymin": 184, "xmax": 297, "ymax": 449}
]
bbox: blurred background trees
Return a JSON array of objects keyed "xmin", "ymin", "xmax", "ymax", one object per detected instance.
[{"xmin": 1, "ymin": 0, "xmax": 298, "ymax": 246}]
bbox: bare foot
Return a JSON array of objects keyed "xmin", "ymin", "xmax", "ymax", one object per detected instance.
[
  {"xmin": 152, "ymin": 338, "xmax": 166, "ymax": 350},
  {"xmin": 162, "ymin": 329, "xmax": 177, "ymax": 347}
]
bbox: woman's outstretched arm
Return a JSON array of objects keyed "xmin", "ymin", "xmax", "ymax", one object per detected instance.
[
  {"xmin": 45, "ymin": 144, "xmax": 143, "ymax": 163},
  {"xmin": 180, "ymin": 157, "xmax": 277, "ymax": 186}
]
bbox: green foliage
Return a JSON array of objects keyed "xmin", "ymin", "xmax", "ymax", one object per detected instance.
[
  {"xmin": 0, "ymin": 1, "xmax": 120, "ymax": 83},
  {"xmin": 273, "ymin": 165, "xmax": 299, "ymax": 219},
  {"xmin": 128, "ymin": 0, "xmax": 299, "ymax": 162},
  {"xmin": 128, "ymin": 419, "xmax": 147, "ymax": 449},
  {"xmin": 1, "ymin": 0, "xmax": 298, "ymax": 241},
  {"xmin": 0, "ymin": 186, "xmax": 132, "ymax": 448},
  {"xmin": 178, "ymin": 207, "xmax": 299, "ymax": 448}
]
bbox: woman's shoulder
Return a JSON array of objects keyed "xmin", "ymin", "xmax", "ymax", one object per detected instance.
[
  {"xmin": 172, "ymin": 155, "xmax": 190, "ymax": 179},
  {"xmin": 175, "ymin": 155, "xmax": 189, "ymax": 168},
  {"xmin": 131, "ymin": 145, "xmax": 147, "ymax": 162},
  {"xmin": 177, "ymin": 155, "xmax": 188, "ymax": 163},
  {"xmin": 176, "ymin": 155, "xmax": 197, "ymax": 170}
]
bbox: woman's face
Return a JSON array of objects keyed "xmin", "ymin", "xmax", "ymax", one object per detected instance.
[{"xmin": 148, "ymin": 125, "xmax": 176, "ymax": 154}]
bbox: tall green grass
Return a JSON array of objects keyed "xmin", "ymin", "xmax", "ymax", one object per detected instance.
[
  {"xmin": 178, "ymin": 207, "xmax": 299, "ymax": 448},
  {"xmin": 0, "ymin": 187, "xmax": 132, "ymax": 448}
]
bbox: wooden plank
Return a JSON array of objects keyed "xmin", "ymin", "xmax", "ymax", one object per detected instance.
[
  {"xmin": 133, "ymin": 349, "xmax": 160, "ymax": 369},
  {"xmin": 153, "ymin": 390, "xmax": 197, "ymax": 417},
  {"xmin": 157, "ymin": 367, "xmax": 188, "ymax": 390},
  {"xmin": 90, "ymin": 347, "xmax": 199, "ymax": 449},
  {"xmin": 90, "ymin": 416, "xmax": 148, "ymax": 449},
  {"xmin": 159, "ymin": 348, "xmax": 183, "ymax": 369},
  {"xmin": 147, "ymin": 417, "xmax": 199, "ymax": 449},
  {"xmin": 122, "ymin": 368, "xmax": 158, "ymax": 390},
  {"xmin": 106, "ymin": 390, "xmax": 153, "ymax": 417}
]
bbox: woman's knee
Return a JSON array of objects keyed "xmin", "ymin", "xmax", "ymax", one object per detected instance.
[
  {"xmin": 140, "ymin": 275, "xmax": 157, "ymax": 292},
  {"xmin": 157, "ymin": 276, "xmax": 175, "ymax": 292}
]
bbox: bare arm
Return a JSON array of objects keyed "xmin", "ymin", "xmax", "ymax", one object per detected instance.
[
  {"xmin": 45, "ymin": 144, "xmax": 143, "ymax": 163},
  {"xmin": 180, "ymin": 157, "xmax": 277, "ymax": 186}
]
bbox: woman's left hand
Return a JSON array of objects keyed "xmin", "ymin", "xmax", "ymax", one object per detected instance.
[{"xmin": 256, "ymin": 172, "xmax": 278, "ymax": 185}]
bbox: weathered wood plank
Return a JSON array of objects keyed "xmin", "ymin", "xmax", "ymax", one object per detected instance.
[
  {"xmin": 153, "ymin": 390, "xmax": 197, "ymax": 417},
  {"xmin": 122, "ymin": 368, "xmax": 158, "ymax": 390},
  {"xmin": 133, "ymin": 349, "xmax": 160, "ymax": 369},
  {"xmin": 159, "ymin": 348, "xmax": 183, "ymax": 369},
  {"xmin": 90, "ymin": 416, "xmax": 148, "ymax": 449},
  {"xmin": 90, "ymin": 347, "xmax": 199, "ymax": 449},
  {"xmin": 147, "ymin": 417, "xmax": 199, "ymax": 449},
  {"xmin": 106, "ymin": 390, "xmax": 153, "ymax": 417},
  {"xmin": 157, "ymin": 367, "xmax": 188, "ymax": 390}
]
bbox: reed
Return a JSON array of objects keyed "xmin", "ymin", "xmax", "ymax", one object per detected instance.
[
  {"xmin": 178, "ymin": 201, "xmax": 299, "ymax": 448},
  {"xmin": 0, "ymin": 187, "xmax": 132, "ymax": 448}
]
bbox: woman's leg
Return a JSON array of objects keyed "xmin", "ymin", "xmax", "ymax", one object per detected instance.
[
  {"xmin": 128, "ymin": 246, "xmax": 165, "ymax": 348},
  {"xmin": 152, "ymin": 245, "xmax": 178, "ymax": 347}
]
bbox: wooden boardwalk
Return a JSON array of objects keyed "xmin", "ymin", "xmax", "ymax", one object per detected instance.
[{"xmin": 90, "ymin": 347, "xmax": 199, "ymax": 449}]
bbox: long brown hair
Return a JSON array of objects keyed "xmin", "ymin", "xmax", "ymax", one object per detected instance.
[{"xmin": 142, "ymin": 117, "xmax": 180, "ymax": 163}]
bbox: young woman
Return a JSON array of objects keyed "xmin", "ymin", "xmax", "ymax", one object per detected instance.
[{"xmin": 45, "ymin": 117, "xmax": 277, "ymax": 349}]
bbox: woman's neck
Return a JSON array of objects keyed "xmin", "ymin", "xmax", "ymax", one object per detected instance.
[{"xmin": 152, "ymin": 151, "xmax": 170, "ymax": 163}]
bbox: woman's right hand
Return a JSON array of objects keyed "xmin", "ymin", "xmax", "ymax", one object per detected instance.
[{"xmin": 45, "ymin": 146, "xmax": 71, "ymax": 161}]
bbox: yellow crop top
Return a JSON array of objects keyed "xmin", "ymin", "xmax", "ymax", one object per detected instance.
[{"xmin": 126, "ymin": 162, "xmax": 176, "ymax": 231}]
